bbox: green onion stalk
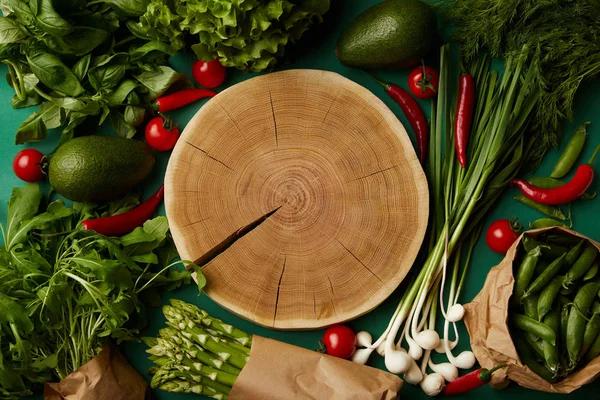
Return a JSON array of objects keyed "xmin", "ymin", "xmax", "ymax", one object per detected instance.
[
  {"xmin": 369, "ymin": 43, "xmax": 539, "ymax": 379},
  {"xmin": 145, "ymin": 300, "xmax": 254, "ymax": 400}
]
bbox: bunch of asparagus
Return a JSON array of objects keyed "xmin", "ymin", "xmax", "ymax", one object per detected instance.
[{"xmin": 144, "ymin": 300, "xmax": 253, "ymax": 399}]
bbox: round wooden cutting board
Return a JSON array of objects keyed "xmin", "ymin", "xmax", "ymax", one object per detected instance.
[{"xmin": 165, "ymin": 69, "xmax": 429, "ymax": 329}]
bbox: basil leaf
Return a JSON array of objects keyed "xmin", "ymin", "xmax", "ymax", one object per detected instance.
[
  {"xmin": 27, "ymin": 52, "xmax": 84, "ymax": 96},
  {"xmin": 104, "ymin": 79, "xmax": 137, "ymax": 106},
  {"xmin": 98, "ymin": 0, "xmax": 150, "ymax": 17},
  {"xmin": 32, "ymin": 0, "xmax": 73, "ymax": 36},
  {"xmin": 51, "ymin": 97, "xmax": 86, "ymax": 111},
  {"xmin": 72, "ymin": 54, "xmax": 91, "ymax": 82},
  {"xmin": 130, "ymin": 40, "xmax": 176, "ymax": 61},
  {"xmin": 5, "ymin": 184, "xmax": 42, "ymax": 248},
  {"xmin": 99, "ymin": 104, "xmax": 111, "ymax": 125},
  {"xmin": 10, "ymin": 73, "xmax": 41, "ymax": 108},
  {"xmin": 15, "ymin": 110, "xmax": 48, "ymax": 144},
  {"xmin": 135, "ymin": 66, "xmax": 190, "ymax": 100},
  {"xmin": 88, "ymin": 53, "xmax": 129, "ymax": 91},
  {"xmin": 108, "ymin": 111, "xmax": 136, "ymax": 138},
  {"xmin": 43, "ymin": 26, "xmax": 109, "ymax": 57},
  {"xmin": 0, "ymin": 17, "xmax": 26, "ymax": 44},
  {"xmin": 124, "ymin": 104, "xmax": 145, "ymax": 127},
  {"xmin": 38, "ymin": 101, "xmax": 63, "ymax": 129},
  {"xmin": 9, "ymin": 0, "xmax": 37, "ymax": 30}
]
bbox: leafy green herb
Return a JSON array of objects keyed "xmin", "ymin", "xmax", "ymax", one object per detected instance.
[
  {"xmin": 445, "ymin": 0, "xmax": 600, "ymax": 167},
  {"xmin": 0, "ymin": 184, "xmax": 203, "ymax": 398}
]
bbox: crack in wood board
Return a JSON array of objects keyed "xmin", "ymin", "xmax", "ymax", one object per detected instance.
[
  {"xmin": 335, "ymin": 238, "xmax": 383, "ymax": 283},
  {"xmin": 269, "ymin": 91, "xmax": 278, "ymax": 147},
  {"xmin": 273, "ymin": 255, "xmax": 287, "ymax": 326},
  {"xmin": 347, "ymin": 165, "xmax": 397, "ymax": 183},
  {"xmin": 185, "ymin": 141, "xmax": 234, "ymax": 171},
  {"xmin": 326, "ymin": 275, "xmax": 337, "ymax": 316},
  {"xmin": 193, "ymin": 206, "xmax": 282, "ymax": 266}
]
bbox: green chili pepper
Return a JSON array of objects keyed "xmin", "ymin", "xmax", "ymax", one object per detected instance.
[
  {"xmin": 542, "ymin": 308, "xmax": 561, "ymax": 374},
  {"xmin": 513, "ymin": 336, "xmax": 557, "ymax": 383},
  {"xmin": 531, "ymin": 218, "xmax": 567, "ymax": 229},
  {"xmin": 564, "ymin": 244, "xmax": 598, "ymax": 287},
  {"xmin": 584, "ymin": 263, "xmax": 599, "ymax": 282},
  {"xmin": 550, "ymin": 122, "xmax": 589, "ymax": 179},
  {"xmin": 514, "ymin": 246, "xmax": 543, "ymax": 305},
  {"xmin": 512, "ymin": 314, "xmax": 557, "ymax": 345},
  {"xmin": 566, "ymin": 282, "xmax": 600, "ymax": 367},
  {"xmin": 523, "ymin": 293, "xmax": 540, "ymax": 321},
  {"xmin": 538, "ymin": 276, "xmax": 564, "ymax": 322},
  {"xmin": 515, "ymin": 194, "xmax": 568, "ymax": 220},
  {"xmin": 524, "ymin": 254, "xmax": 567, "ymax": 298}
]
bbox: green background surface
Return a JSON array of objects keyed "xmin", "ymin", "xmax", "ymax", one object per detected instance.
[{"xmin": 1, "ymin": 0, "xmax": 598, "ymax": 399}]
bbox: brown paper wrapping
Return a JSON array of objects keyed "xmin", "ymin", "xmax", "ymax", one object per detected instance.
[
  {"xmin": 44, "ymin": 346, "xmax": 150, "ymax": 400},
  {"xmin": 464, "ymin": 226, "xmax": 600, "ymax": 393},
  {"xmin": 229, "ymin": 336, "xmax": 403, "ymax": 400}
]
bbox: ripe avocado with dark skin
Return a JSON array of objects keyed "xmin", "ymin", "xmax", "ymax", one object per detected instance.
[
  {"xmin": 336, "ymin": 0, "xmax": 437, "ymax": 69},
  {"xmin": 49, "ymin": 136, "xmax": 155, "ymax": 203}
]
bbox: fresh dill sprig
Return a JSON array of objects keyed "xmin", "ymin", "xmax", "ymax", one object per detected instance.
[{"xmin": 443, "ymin": 0, "xmax": 600, "ymax": 168}]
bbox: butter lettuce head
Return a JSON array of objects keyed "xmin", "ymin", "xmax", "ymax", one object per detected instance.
[{"xmin": 135, "ymin": 0, "xmax": 329, "ymax": 72}]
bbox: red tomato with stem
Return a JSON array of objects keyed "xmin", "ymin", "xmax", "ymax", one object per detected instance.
[
  {"xmin": 322, "ymin": 325, "xmax": 356, "ymax": 359},
  {"xmin": 192, "ymin": 60, "xmax": 226, "ymax": 89},
  {"xmin": 408, "ymin": 64, "xmax": 439, "ymax": 100},
  {"xmin": 145, "ymin": 116, "xmax": 180, "ymax": 152},
  {"xmin": 13, "ymin": 148, "xmax": 46, "ymax": 182},
  {"xmin": 486, "ymin": 219, "xmax": 521, "ymax": 254}
]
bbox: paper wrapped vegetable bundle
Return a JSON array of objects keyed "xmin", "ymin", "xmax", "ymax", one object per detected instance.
[{"xmin": 145, "ymin": 300, "xmax": 403, "ymax": 400}]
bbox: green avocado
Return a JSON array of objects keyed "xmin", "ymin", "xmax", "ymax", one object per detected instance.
[
  {"xmin": 336, "ymin": 0, "xmax": 437, "ymax": 69},
  {"xmin": 49, "ymin": 136, "xmax": 155, "ymax": 203}
]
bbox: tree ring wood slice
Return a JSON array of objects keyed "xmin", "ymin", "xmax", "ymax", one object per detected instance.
[{"xmin": 165, "ymin": 69, "xmax": 429, "ymax": 330}]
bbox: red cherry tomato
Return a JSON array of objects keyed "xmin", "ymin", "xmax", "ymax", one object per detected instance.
[
  {"xmin": 145, "ymin": 116, "xmax": 180, "ymax": 152},
  {"xmin": 408, "ymin": 64, "xmax": 439, "ymax": 100},
  {"xmin": 13, "ymin": 148, "xmax": 46, "ymax": 182},
  {"xmin": 486, "ymin": 219, "xmax": 521, "ymax": 254},
  {"xmin": 192, "ymin": 60, "xmax": 226, "ymax": 89},
  {"xmin": 322, "ymin": 325, "xmax": 356, "ymax": 359}
]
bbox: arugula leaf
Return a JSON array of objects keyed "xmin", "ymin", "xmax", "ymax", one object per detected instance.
[
  {"xmin": 131, "ymin": 253, "xmax": 158, "ymax": 264},
  {"xmin": 5, "ymin": 184, "xmax": 42, "ymax": 248},
  {"xmin": 7, "ymin": 200, "xmax": 72, "ymax": 249},
  {"xmin": 71, "ymin": 257, "xmax": 133, "ymax": 291},
  {"xmin": 122, "ymin": 216, "xmax": 169, "ymax": 255},
  {"xmin": 26, "ymin": 52, "xmax": 84, "ymax": 96}
]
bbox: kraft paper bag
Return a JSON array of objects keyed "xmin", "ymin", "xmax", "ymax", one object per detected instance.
[
  {"xmin": 464, "ymin": 227, "xmax": 600, "ymax": 393},
  {"xmin": 229, "ymin": 335, "xmax": 403, "ymax": 399},
  {"xmin": 44, "ymin": 345, "xmax": 150, "ymax": 400}
]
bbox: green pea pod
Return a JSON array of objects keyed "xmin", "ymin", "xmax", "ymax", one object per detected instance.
[
  {"xmin": 584, "ymin": 327, "xmax": 600, "ymax": 362},
  {"xmin": 524, "ymin": 254, "xmax": 567, "ymax": 298},
  {"xmin": 581, "ymin": 313, "xmax": 600, "ymax": 356},
  {"xmin": 514, "ymin": 246, "xmax": 543, "ymax": 305},
  {"xmin": 525, "ymin": 332, "xmax": 545, "ymax": 358},
  {"xmin": 565, "ymin": 240, "xmax": 586, "ymax": 266},
  {"xmin": 545, "ymin": 234, "xmax": 582, "ymax": 247},
  {"xmin": 531, "ymin": 218, "xmax": 567, "ymax": 229},
  {"xmin": 550, "ymin": 121, "xmax": 589, "ymax": 179},
  {"xmin": 523, "ymin": 236, "xmax": 568, "ymax": 260},
  {"xmin": 513, "ymin": 336, "xmax": 557, "ymax": 383},
  {"xmin": 564, "ymin": 244, "xmax": 598, "ymax": 287},
  {"xmin": 538, "ymin": 276, "xmax": 564, "ymax": 322},
  {"xmin": 560, "ymin": 304, "xmax": 571, "ymax": 370},
  {"xmin": 584, "ymin": 263, "xmax": 599, "ymax": 282},
  {"xmin": 566, "ymin": 282, "xmax": 600, "ymax": 367},
  {"xmin": 560, "ymin": 285, "xmax": 576, "ymax": 296},
  {"xmin": 523, "ymin": 294, "xmax": 540, "ymax": 320},
  {"xmin": 542, "ymin": 308, "xmax": 561, "ymax": 374},
  {"xmin": 515, "ymin": 195, "xmax": 568, "ymax": 221},
  {"xmin": 535, "ymin": 260, "xmax": 550, "ymax": 275},
  {"xmin": 512, "ymin": 314, "xmax": 557, "ymax": 345}
]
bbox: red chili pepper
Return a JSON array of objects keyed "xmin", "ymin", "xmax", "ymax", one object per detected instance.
[
  {"xmin": 442, "ymin": 364, "xmax": 506, "ymax": 396},
  {"xmin": 154, "ymin": 89, "xmax": 217, "ymax": 113},
  {"xmin": 369, "ymin": 75, "xmax": 428, "ymax": 164},
  {"xmin": 512, "ymin": 145, "xmax": 600, "ymax": 205},
  {"xmin": 81, "ymin": 185, "xmax": 164, "ymax": 236},
  {"xmin": 455, "ymin": 74, "xmax": 475, "ymax": 168}
]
